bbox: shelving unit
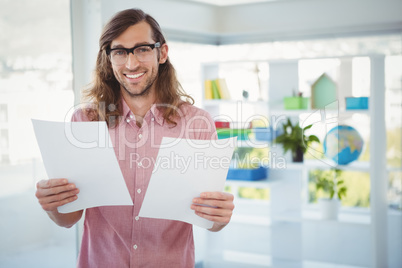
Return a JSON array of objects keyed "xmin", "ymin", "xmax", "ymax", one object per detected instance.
[{"xmin": 199, "ymin": 55, "xmax": 397, "ymax": 267}]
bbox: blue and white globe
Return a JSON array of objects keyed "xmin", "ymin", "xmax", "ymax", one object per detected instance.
[{"xmin": 323, "ymin": 125, "xmax": 364, "ymax": 165}]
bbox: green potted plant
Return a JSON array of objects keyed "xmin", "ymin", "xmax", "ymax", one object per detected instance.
[
  {"xmin": 314, "ymin": 168, "xmax": 347, "ymax": 220},
  {"xmin": 274, "ymin": 118, "xmax": 320, "ymax": 162}
]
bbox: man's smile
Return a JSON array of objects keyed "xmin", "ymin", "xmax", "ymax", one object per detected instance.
[{"xmin": 125, "ymin": 72, "xmax": 145, "ymax": 80}]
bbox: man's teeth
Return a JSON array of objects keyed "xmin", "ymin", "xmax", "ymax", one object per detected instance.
[{"xmin": 126, "ymin": 73, "xmax": 144, "ymax": 79}]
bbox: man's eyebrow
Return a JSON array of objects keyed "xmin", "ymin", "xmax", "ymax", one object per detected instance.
[
  {"xmin": 110, "ymin": 44, "xmax": 125, "ymax": 49},
  {"xmin": 110, "ymin": 42, "xmax": 154, "ymax": 49}
]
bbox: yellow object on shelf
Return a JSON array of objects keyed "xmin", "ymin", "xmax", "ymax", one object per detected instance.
[
  {"xmin": 211, "ymin": 80, "xmax": 221, "ymax": 99},
  {"xmin": 216, "ymin": 78, "xmax": 231, "ymax": 100},
  {"xmin": 204, "ymin": 80, "xmax": 213, "ymax": 100}
]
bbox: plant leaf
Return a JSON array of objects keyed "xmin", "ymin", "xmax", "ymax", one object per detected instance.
[
  {"xmin": 308, "ymin": 135, "xmax": 320, "ymax": 143},
  {"xmin": 303, "ymin": 124, "xmax": 313, "ymax": 131}
]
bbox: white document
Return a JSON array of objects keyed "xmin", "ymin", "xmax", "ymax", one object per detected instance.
[
  {"xmin": 32, "ymin": 119, "xmax": 133, "ymax": 213},
  {"xmin": 139, "ymin": 136, "xmax": 236, "ymax": 229}
]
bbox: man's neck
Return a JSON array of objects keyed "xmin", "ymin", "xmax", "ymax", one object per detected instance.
[{"xmin": 121, "ymin": 89, "xmax": 156, "ymax": 127}]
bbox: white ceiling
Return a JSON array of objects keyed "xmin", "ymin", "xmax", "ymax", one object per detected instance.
[
  {"xmin": 100, "ymin": 0, "xmax": 402, "ymax": 45},
  {"xmin": 187, "ymin": 0, "xmax": 276, "ymax": 6}
]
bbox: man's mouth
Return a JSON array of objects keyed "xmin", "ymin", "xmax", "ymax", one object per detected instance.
[{"xmin": 125, "ymin": 72, "xmax": 145, "ymax": 79}]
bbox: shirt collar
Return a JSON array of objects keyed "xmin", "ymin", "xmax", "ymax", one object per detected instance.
[
  {"xmin": 120, "ymin": 98, "xmax": 164, "ymax": 126},
  {"xmin": 150, "ymin": 104, "xmax": 165, "ymax": 126},
  {"xmin": 121, "ymin": 97, "xmax": 132, "ymax": 119}
]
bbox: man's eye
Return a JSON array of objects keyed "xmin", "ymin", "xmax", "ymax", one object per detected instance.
[
  {"xmin": 137, "ymin": 47, "xmax": 151, "ymax": 53},
  {"xmin": 113, "ymin": 50, "xmax": 126, "ymax": 56}
]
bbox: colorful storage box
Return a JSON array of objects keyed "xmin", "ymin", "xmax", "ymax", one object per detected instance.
[
  {"xmin": 227, "ymin": 166, "xmax": 268, "ymax": 181},
  {"xmin": 253, "ymin": 127, "xmax": 277, "ymax": 142},
  {"xmin": 217, "ymin": 128, "xmax": 251, "ymax": 140},
  {"xmin": 345, "ymin": 97, "xmax": 369, "ymax": 110},
  {"xmin": 284, "ymin": 97, "xmax": 309, "ymax": 110},
  {"xmin": 215, "ymin": 121, "xmax": 230, "ymax": 128}
]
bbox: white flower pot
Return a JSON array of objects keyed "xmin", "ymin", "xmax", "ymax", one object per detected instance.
[{"xmin": 318, "ymin": 198, "xmax": 340, "ymax": 220}]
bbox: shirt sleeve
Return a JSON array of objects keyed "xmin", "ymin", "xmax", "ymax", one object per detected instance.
[
  {"xmin": 197, "ymin": 110, "xmax": 218, "ymax": 140},
  {"xmin": 183, "ymin": 105, "xmax": 217, "ymax": 141},
  {"xmin": 71, "ymin": 107, "xmax": 95, "ymax": 123}
]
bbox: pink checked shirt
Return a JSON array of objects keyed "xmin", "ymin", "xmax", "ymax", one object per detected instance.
[{"xmin": 72, "ymin": 99, "xmax": 217, "ymax": 268}]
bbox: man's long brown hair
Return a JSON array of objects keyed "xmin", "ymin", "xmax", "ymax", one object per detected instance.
[{"xmin": 82, "ymin": 8, "xmax": 194, "ymax": 127}]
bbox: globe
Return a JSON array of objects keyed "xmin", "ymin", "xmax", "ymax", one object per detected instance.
[{"xmin": 323, "ymin": 125, "xmax": 364, "ymax": 165}]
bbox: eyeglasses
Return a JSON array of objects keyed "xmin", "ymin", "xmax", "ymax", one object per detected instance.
[{"xmin": 106, "ymin": 42, "xmax": 160, "ymax": 65}]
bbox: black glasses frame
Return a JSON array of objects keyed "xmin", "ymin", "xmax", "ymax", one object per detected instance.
[{"xmin": 106, "ymin": 42, "xmax": 161, "ymax": 56}]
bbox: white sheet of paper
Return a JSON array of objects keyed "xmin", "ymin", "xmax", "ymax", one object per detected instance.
[
  {"xmin": 139, "ymin": 136, "xmax": 236, "ymax": 229},
  {"xmin": 32, "ymin": 119, "xmax": 133, "ymax": 213}
]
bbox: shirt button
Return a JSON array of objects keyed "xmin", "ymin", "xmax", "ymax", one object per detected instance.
[
  {"xmin": 151, "ymin": 118, "xmax": 155, "ymax": 122},
  {"xmin": 133, "ymin": 245, "xmax": 138, "ymax": 250},
  {"xmin": 138, "ymin": 133, "xmax": 143, "ymax": 139},
  {"xmin": 126, "ymin": 119, "xmax": 130, "ymax": 123},
  {"xmin": 137, "ymin": 189, "xmax": 141, "ymax": 194},
  {"xmin": 130, "ymin": 114, "xmax": 134, "ymax": 119},
  {"xmin": 138, "ymin": 162, "xmax": 142, "ymax": 167},
  {"xmin": 135, "ymin": 216, "xmax": 140, "ymax": 221}
]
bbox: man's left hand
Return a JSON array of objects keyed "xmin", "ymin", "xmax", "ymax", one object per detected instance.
[{"xmin": 191, "ymin": 191, "xmax": 235, "ymax": 232}]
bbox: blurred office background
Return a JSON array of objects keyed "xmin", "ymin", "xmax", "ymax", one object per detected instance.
[{"xmin": 0, "ymin": 0, "xmax": 401, "ymax": 267}]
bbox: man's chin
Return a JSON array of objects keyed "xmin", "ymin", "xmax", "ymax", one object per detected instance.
[{"xmin": 123, "ymin": 84, "xmax": 151, "ymax": 98}]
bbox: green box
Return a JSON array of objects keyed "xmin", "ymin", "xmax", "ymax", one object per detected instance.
[
  {"xmin": 284, "ymin": 97, "xmax": 309, "ymax": 110},
  {"xmin": 217, "ymin": 128, "xmax": 251, "ymax": 140}
]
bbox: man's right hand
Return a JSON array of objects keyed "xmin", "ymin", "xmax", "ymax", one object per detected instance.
[{"xmin": 35, "ymin": 178, "xmax": 79, "ymax": 212}]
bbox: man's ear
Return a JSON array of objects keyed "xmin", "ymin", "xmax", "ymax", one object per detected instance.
[{"xmin": 159, "ymin": 43, "xmax": 168, "ymax": 64}]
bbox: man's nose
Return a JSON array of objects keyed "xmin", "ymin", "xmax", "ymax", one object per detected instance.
[{"xmin": 125, "ymin": 52, "xmax": 140, "ymax": 69}]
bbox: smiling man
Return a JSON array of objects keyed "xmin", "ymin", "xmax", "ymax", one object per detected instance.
[{"xmin": 35, "ymin": 8, "xmax": 235, "ymax": 268}]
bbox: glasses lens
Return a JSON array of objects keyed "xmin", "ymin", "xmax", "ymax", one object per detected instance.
[
  {"xmin": 134, "ymin": 46, "xmax": 154, "ymax": 62},
  {"xmin": 110, "ymin": 49, "xmax": 127, "ymax": 65},
  {"xmin": 109, "ymin": 44, "xmax": 157, "ymax": 65}
]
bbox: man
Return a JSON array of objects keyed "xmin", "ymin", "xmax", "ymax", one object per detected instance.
[{"xmin": 35, "ymin": 8, "xmax": 234, "ymax": 268}]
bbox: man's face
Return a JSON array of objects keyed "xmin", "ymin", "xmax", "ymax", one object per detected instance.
[{"xmin": 110, "ymin": 21, "xmax": 168, "ymax": 98}]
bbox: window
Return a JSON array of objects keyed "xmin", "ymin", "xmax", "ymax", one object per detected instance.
[{"xmin": 0, "ymin": 1, "xmax": 76, "ymax": 266}]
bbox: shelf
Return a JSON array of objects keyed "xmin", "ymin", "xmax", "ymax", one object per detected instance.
[
  {"xmin": 269, "ymin": 108, "xmax": 370, "ymax": 117},
  {"xmin": 304, "ymin": 159, "xmax": 371, "ymax": 172},
  {"xmin": 203, "ymin": 99, "xmax": 267, "ymax": 106},
  {"xmin": 271, "ymin": 159, "xmax": 400, "ymax": 173},
  {"xmin": 340, "ymin": 109, "xmax": 370, "ymax": 115},
  {"xmin": 200, "ymin": 57, "xmax": 393, "ymax": 267},
  {"xmin": 270, "ymin": 109, "xmax": 316, "ymax": 116},
  {"xmin": 271, "ymin": 159, "xmax": 371, "ymax": 172},
  {"xmin": 236, "ymin": 139, "xmax": 270, "ymax": 148}
]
